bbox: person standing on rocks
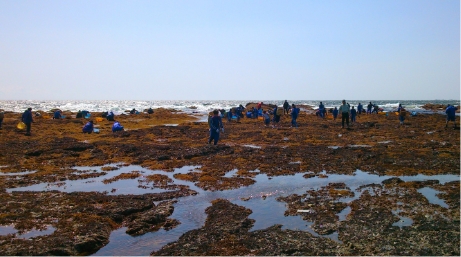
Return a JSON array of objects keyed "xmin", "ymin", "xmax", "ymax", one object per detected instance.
[
  {"xmin": 445, "ymin": 104, "xmax": 458, "ymax": 128},
  {"xmin": 283, "ymin": 100, "xmax": 290, "ymax": 115},
  {"xmin": 318, "ymin": 102, "xmax": 325, "ymax": 118},
  {"xmin": 350, "ymin": 106, "xmax": 357, "ymax": 123},
  {"xmin": 272, "ymin": 106, "xmax": 282, "ymax": 128},
  {"xmin": 339, "ymin": 100, "xmax": 350, "ymax": 129},
  {"xmin": 0, "ymin": 110, "xmax": 4, "ymax": 130},
  {"xmin": 367, "ymin": 102, "xmax": 373, "ymax": 114},
  {"xmin": 21, "ymin": 107, "xmax": 33, "ymax": 136},
  {"xmin": 208, "ymin": 110, "xmax": 224, "ymax": 145},
  {"xmin": 357, "ymin": 103, "xmax": 363, "ymax": 115},
  {"xmin": 290, "ymin": 104, "xmax": 300, "ymax": 127},
  {"xmin": 332, "ymin": 107, "xmax": 339, "ymax": 120}
]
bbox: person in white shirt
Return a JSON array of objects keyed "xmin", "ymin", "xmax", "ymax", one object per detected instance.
[{"xmin": 338, "ymin": 100, "xmax": 350, "ymax": 128}]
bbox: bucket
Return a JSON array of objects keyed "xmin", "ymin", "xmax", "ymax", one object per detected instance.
[
  {"xmin": 93, "ymin": 128, "xmax": 100, "ymax": 133},
  {"xmin": 85, "ymin": 113, "xmax": 91, "ymax": 119},
  {"xmin": 17, "ymin": 122, "xmax": 26, "ymax": 130},
  {"xmin": 95, "ymin": 117, "xmax": 104, "ymax": 122}
]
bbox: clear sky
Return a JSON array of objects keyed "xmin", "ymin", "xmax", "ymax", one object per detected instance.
[{"xmin": 0, "ymin": 0, "xmax": 459, "ymax": 100}]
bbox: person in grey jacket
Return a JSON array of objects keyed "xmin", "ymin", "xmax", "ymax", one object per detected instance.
[{"xmin": 338, "ymin": 100, "xmax": 350, "ymax": 129}]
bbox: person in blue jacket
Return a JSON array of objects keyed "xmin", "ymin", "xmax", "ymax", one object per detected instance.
[
  {"xmin": 53, "ymin": 110, "xmax": 62, "ymax": 119},
  {"xmin": 350, "ymin": 106, "xmax": 357, "ymax": 123},
  {"xmin": 107, "ymin": 111, "xmax": 115, "ymax": 121},
  {"xmin": 445, "ymin": 104, "xmax": 458, "ymax": 128},
  {"xmin": 112, "ymin": 121, "xmax": 124, "ymax": 132},
  {"xmin": 82, "ymin": 120, "xmax": 94, "ymax": 134},
  {"xmin": 227, "ymin": 108, "xmax": 233, "ymax": 122},
  {"xmin": 357, "ymin": 103, "xmax": 363, "ymax": 115},
  {"xmin": 290, "ymin": 104, "xmax": 300, "ymax": 127},
  {"xmin": 208, "ymin": 110, "xmax": 224, "ymax": 145},
  {"xmin": 318, "ymin": 102, "xmax": 325, "ymax": 118},
  {"xmin": 273, "ymin": 106, "xmax": 281, "ymax": 128},
  {"xmin": 22, "ymin": 107, "xmax": 33, "ymax": 136},
  {"xmin": 252, "ymin": 107, "xmax": 259, "ymax": 119},
  {"xmin": 332, "ymin": 107, "xmax": 339, "ymax": 120}
]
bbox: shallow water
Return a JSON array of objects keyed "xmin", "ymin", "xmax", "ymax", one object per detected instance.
[
  {"xmin": 0, "ymin": 225, "xmax": 56, "ymax": 239},
  {"xmin": 5, "ymin": 165, "xmax": 459, "ymax": 255}
]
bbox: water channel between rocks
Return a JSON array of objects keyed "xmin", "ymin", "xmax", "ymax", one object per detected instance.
[{"xmin": 3, "ymin": 164, "xmax": 459, "ymax": 256}]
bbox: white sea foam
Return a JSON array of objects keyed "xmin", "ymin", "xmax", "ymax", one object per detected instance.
[{"xmin": 0, "ymin": 100, "xmax": 458, "ymax": 115}]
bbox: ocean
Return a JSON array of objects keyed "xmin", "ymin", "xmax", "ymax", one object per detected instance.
[{"xmin": 0, "ymin": 100, "xmax": 459, "ymax": 115}]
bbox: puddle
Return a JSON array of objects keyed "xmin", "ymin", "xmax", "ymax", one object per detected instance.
[
  {"xmin": 223, "ymin": 169, "xmax": 239, "ymax": 178},
  {"xmin": 4, "ymin": 165, "xmax": 458, "ymax": 255},
  {"xmin": 378, "ymin": 141, "xmax": 392, "ymax": 144},
  {"xmin": 242, "ymin": 144, "xmax": 262, "ymax": 149},
  {"xmin": 391, "ymin": 210, "xmax": 413, "ymax": 228},
  {"xmin": 328, "ymin": 146, "xmax": 341, "ymax": 149},
  {"xmin": 337, "ymin": 206, "xmax": 351, "ymax": 221},
  {"xmin": 417, "ymin": 187, "xmax": 449, "ymax": 208},
  {"xmin": 0, "ymin": 225, "xmax": 56, "ymax": 239},
  {"xmin": 0, "ymin": 170, "xmax": 37, "ymax": 176},
  {"xmin": 7, "ymin": 165, "xmax": 201, "ymax": 195},
  {"xmin": 348, "ymin": 145, "xmax": 372, "ymax": 148}
]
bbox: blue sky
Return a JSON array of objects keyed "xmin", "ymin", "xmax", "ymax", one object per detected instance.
[{"xmin": 0, "ymin": 0, "xmax": 459, "ymax": 100}]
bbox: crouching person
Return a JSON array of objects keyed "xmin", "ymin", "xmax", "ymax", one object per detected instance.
[
  {"xmin": 112, "ymin": 121, "xmax": 124, "ymax": 132},
  {"xmin": 82, "ymin": 120, "xmax": 94, "ymax": 134}
]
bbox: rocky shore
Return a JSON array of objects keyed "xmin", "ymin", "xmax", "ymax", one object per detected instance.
[{"xmin": 0, "ymin": 105, "xmax": 459, "ymax": 255}]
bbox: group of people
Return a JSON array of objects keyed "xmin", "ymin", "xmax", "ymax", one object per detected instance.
[
  {"xmin": 9, "ymin": 102, "xmax": 459, "ymax": 138},
  {"xmin": 82, "ymin": 119, "xmax": 124, "ymax": 134}
]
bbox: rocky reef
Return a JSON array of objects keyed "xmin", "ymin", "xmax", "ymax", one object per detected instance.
[{"xmin": 0, "ymin": 106, "xmax": 459, "ymax": 255}]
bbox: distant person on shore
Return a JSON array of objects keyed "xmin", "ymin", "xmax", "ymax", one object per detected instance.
[
  {"xmin": 22, "ymin": 108, "xmax": 33, "ymax": 136},
  {"xmin": 290, "ymin": 104, "xmax": 300, "ymax": 127},
  {"xmin": 130, "ymin": 108, "xmax": 138, "ymax": 115},
  {"xmin": 273, "ymin": 106, "xmax": 281, "ymax": 128},
  {"xmin": 357, "ymin": 103, "xmax": 363, "ymax": 115},
  {"xmin": 283, "ymin": 100, "xmax": 290, "ymax": 115},
  {"xmin": 257, "ymin": 102, "xmax": 263, "ymax": 110},
  {"xmin": 147, "ymin": 108, "xmax": 154, "ymax": 114},
  {"xmin": 332, "ymin": 107, "xmax": 339, "ymax": 120},
  {"xmin": 339, "ymin": 100, "xmax": 350, "ymax": 129},
  {"xmin": 350, "ymin": 106, "xmax": 357, "ymax": 123},
  {"xmin": 372, "ymin": 104, "xmax": 379, "ymax": 114},
  {"xmin": 0, "ymin": 110, "xmax": 4, "ymax": 130},
  {"xmin": 398, "ymin": 104, "xmax": 407, "ymax": 125},
  {"xmin": 82, "ymin": 120, "xmax": 94, "ymax": 134},
  {"xmin": 227, "ymin": 108, "xmax": 233, "ymax": 122},
  {"xmin": 367, "ymin": 102, "xmax": 373, "ymax": 114},
  {"xmin": 208, "ymin": 110, "xmax": 224, "ymax": 145},
  {"xmin": 445, "ymin": 104, "xmax": 458, "ymax": 128},
  {"xmin": 107, "ymin": 111, "xmax": 115, "ymax": 121},
  {"xmin": 262, "ymin": 110, "xmax": 271, "ymax": 127},
  {"xmin": 252, "ymin": 107, "xmax": 259, "ymax": 119},
  {"xmin": 53, "ymin": 110, "xmax": 62, "ymax": 119},
  {"xmin": 112, "ymin": 121, "xmax": 124, "ymax": 132},
  {"xmin": 319, "ymin": 102, "xmax": 325, "ymax": 118}
]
